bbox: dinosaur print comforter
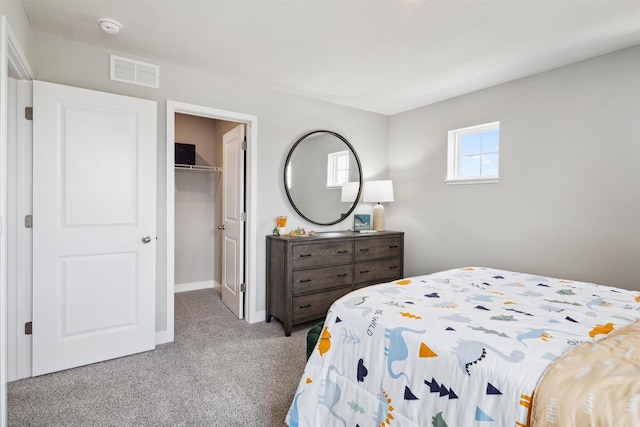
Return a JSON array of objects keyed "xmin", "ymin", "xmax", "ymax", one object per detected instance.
[{"xmin": 286, "ymin": 267, "xmax": 640, "ymax": 427}]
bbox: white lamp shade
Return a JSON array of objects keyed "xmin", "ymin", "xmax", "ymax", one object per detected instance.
[
  {"xmin": 341, "ymin": 181, "xmax": 360, "ymax": 202},
  {"xmin": 363, "ymin": 180, "xmax": 394, "ymax": 203}
]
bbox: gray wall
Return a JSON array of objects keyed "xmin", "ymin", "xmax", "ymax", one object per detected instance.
[
  {"xmin": 30, "ymin": 32, "xmax": 389, "ymax": 332},
  {"xmin": 388, "ymin": 46, "xmax": 640, "ymax": 290}
]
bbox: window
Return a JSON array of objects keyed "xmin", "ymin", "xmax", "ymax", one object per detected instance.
[
  {"xmin": 326, "ymin": 150, "xmax": 350, "ymax": 188},
  {"xmin": 446, "ymin": 121, "xmax": 500, "ymax": 184}
]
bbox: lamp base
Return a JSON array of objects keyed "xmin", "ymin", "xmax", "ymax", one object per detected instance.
[{"xmin": 372, "ymin": 203, "xmax": 385, "ymax": 231}]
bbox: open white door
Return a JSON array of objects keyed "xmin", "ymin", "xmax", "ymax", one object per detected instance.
[
  {"xmin": 32, "ymin": 81, "xmax": 157, "ymax": 376},
  {"xmin": 220, "ymin": 125, "xmax": 244, "ymax": 318}
]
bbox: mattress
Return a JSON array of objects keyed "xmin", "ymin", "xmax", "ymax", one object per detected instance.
[{"xmin": 286, "ymin": 267, "xmax": 640, "ymax": 426}]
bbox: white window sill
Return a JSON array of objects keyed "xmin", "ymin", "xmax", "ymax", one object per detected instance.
[{"xmin": 445, "ymin": 177, "xmax": 500, "ymax": 185}]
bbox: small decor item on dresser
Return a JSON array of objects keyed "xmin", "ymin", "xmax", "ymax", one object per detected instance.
[
  {"xmin": 353, "ymin": 214, "xmax": 371, "ymax": 231},
  {"xmin": 273, "ymin": 216, "xmax": 288, "ymax": 235},
  {"xmin": 288, "ymin": 227, "xmax": 308, "ymax": 237}
]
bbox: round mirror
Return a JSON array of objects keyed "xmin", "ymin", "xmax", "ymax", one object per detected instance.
[{"xmin": 284, "ymin": 130, "xmax": 362, "ymax": 225}]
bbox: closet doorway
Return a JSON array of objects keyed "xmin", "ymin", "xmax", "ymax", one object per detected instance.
[
  {"xmin": 165, "ymin": 101, "xmax": 258, "ymax": 344},
  {"xmin": 173, "ymin": 113, "xmax": 228, "ymax": 290}
]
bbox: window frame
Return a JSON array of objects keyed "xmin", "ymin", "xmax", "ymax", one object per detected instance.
[
  {"xmin": 446, "ymin": 121, "xmax": 500, "ymax": 185},
  {"xmin": 326, "ymin": 150, "xmax": 350, "ymax": 189}
]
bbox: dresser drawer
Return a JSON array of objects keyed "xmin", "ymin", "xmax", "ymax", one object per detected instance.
[
  {"xmin": 292, "ymin": 264, "xmax": 353, "ymax": 295},
  {"xmin": 355, "ymin": 237, "xmax": 402, "ymax": 261},
  {"xmin": 292, "ymin": 287, "xmax": 352, "ymax": 323},
  {"xmin": 354, "ymin": 257, "xmax": 402, "ymax": 285},
  {"xmin": 292, "ymin": 241, "xmax": 353, "ymax": 269}
]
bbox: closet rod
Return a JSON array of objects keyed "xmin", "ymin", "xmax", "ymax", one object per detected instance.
[{"xmin": 175, "ymin": 164, "xmax": 222, "ymax": 172}]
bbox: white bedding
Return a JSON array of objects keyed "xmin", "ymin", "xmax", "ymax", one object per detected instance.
[{"xmin": 286, "ymin": 267, "xmax": 640, "ymax": 426}]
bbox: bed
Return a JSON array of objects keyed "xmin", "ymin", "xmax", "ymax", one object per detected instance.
[{"xmin": 286, "ymin": 267, "xmax": 640, "ymax": 426}]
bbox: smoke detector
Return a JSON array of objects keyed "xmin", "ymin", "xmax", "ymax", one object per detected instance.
[{"xmin": 98, "ymin": 18, "xmax": 122, "ymax": 35}]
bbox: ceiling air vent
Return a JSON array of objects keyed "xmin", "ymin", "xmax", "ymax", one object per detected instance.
[{"xmin": 110, "ymin": 55, "xmax": 159, "ymax": 88}]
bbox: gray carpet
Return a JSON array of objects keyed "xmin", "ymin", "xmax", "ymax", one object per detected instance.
[{"xmin": 8, "ymin": 288, "xmax": 312, "ymax": 426}]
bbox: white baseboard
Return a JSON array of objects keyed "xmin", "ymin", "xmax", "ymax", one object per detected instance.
[
  {"xmin": 174, "ymin": 280, "xmax": 219, "ymax": 293},
  {"xmin": 249, "ymin": 309, "xmax": 266, "ymax": 324}
]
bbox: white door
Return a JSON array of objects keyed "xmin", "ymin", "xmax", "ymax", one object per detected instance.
[
  {"xmin": 220, "ymin": 125, "xmax": 245, "ymax": 318},
  {"xmin": 32, "ymin": 81, "xmax": 157, "ymax": 376}
]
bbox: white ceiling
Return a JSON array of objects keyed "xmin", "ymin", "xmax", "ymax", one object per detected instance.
[{"xmin": 21, "ymin": 0, "xmax": 640, "ymax": 116}]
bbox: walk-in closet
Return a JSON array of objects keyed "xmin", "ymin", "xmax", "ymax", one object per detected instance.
[{"xmin": 173, "ymin": 113, "xmax": 238, "ymax": 294}]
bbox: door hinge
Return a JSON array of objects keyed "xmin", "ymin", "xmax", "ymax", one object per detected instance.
[
  {"xmin": 240, "ymin": 212, "xmax": 247, "ymax": 222},
  {"xmin": 25, "ymin": 107, "xmax": 33, "ymax": 121},
  {"xmin": 25, "ymin": 214, "xmax": 33, "ymax": 228},
  {"xmin": 240, "ymin": 283, "xmax": 246, "ymax": 292},
  {"xmin": 25, "ymin": 321, "xmax": 32, "ymax": 335},
  {"xmin": 241, "ymin": 139, "xmax": 247, "ymax": 151}
]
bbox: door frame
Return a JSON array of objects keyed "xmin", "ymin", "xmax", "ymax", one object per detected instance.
[
  {"xmin": 165, "ymin": 101, "xmax": 258, "ymax": 342},
  {"xmin": 2, "ymin": 14, "xmax": 34, "ymax": 425},
  {"xmin": 6, "ymin": 78, "xmax": 32, "ymax": 382}
]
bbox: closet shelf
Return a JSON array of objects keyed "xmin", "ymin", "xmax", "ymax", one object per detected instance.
[{"xmin": 175, "ymin": 164, "xmax": 222, "ymax": 172}]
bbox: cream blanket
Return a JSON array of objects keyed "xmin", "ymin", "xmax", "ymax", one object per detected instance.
[{"xmin": 531, "ymin": 318, "xmax": 640, "ymax": 426}]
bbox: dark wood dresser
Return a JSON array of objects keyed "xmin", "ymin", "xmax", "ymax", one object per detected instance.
[{"xmin": 266, "ymin": 230, "xmax": 404, "ymax": 335}]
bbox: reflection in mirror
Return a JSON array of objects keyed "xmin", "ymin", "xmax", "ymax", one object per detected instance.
[{"xmin": 285, "ymin": 131, "xmax": 362, "ymax": 225}]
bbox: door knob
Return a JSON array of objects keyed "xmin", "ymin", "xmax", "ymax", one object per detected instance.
[
  {"xmin": 141, "ymin": 235, "xmax": 152, "ymax": 244},
  {"xmin": 217, "ymin": 225, "xmax": 225, "ymax": 230}
]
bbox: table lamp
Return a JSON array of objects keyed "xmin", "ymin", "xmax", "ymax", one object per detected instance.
[{"xmin": 363, "ymin": 180, "xmax": 394, "ymax": 231}]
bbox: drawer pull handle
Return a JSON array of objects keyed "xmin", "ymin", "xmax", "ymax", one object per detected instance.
[
  {"xmin": 389, "ymin": 245, "xmax": 399, "ymax": 249},
  {"xmin": 337, "ymin": 250, "xmax": 349, "ymax": 254},
  {"xmin": 360, "ymin": 270, "xmax": 370, "ymax": 274},
  {"xmin": 299, "ymin": 254, "xmax": 312, "ymax": 258},
  {"xmin": 360, "ymin": 248, "xmax": 370, "ymax": 252},
  {"xmin": 337, "ymin": 273, "xmax": 348, "ymax": 278},
  {"xmin": 389, "ymin": 265, "xmax": 398, "ymax": 269},
  {"xmin": 299, "ymin": 304, "xmax": 312, "ymax": 309},
  {"xmin": 299, "ymin": 279, "xmax": 312, "ymax": 283}
]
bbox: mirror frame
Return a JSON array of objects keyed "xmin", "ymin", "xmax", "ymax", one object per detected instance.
[{"xmin": 284, "ymin": 130, "xmax": 363, "ymax": 226}]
